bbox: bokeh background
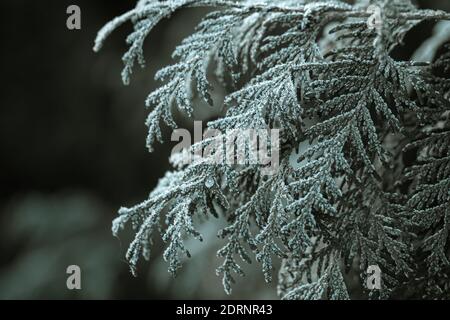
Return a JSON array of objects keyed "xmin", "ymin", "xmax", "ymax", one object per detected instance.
[{"xmin": 0, "ymin": 0, "xmax": 449, "ymax": 299}]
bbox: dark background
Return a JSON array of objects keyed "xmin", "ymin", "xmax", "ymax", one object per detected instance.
[
  {"xmin": 0, "ymin": 0, "xmax": 448, "ymax": 299},
  {"xmin": 0, "ymin": 0, "xmax": 275, "ymax": 299}
]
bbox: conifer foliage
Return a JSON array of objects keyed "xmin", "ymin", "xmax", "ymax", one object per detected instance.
[{"xmin": 95, "ymin": 0, "xmax": 450, "ymax": 299}]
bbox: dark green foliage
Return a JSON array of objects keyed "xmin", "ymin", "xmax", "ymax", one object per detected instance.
[{"xmin": 95, "ymin": 0, "xmax": 450, "ymax": 299}]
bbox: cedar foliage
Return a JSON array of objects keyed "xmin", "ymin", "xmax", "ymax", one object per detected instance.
[{"xmin": 95, "ymin": 0, "xmax": 450, "ymax": 299}]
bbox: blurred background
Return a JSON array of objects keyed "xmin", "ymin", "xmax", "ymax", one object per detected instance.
[{"xmin": 0, "ymin": 0, "xmax": 448, "ymax": 299}]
